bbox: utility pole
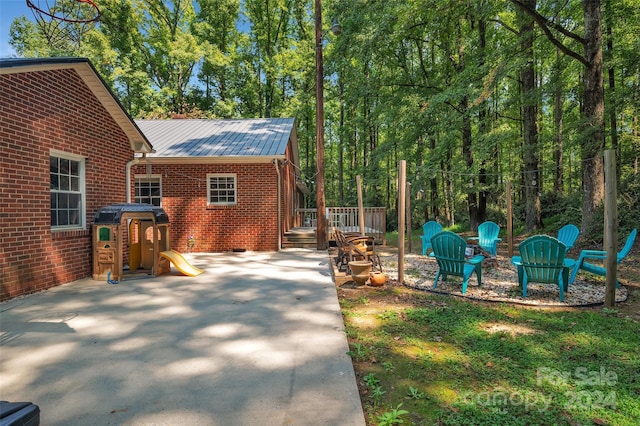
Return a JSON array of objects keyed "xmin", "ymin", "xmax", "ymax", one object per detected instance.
[{"xmin": 315, "ymin": 0, "xmax": 327, "ymax": 250}]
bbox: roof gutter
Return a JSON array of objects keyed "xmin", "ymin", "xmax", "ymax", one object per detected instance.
[
  {"xmin": 126, "ymin": 154, "xmax": 146, "ymax": 203},
  {"xmin": 139, "ymin": 155, "xmax": 285, "ymax": 165}
]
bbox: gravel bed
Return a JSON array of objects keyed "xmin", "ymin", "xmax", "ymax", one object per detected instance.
[{"xmin": 380, "ymin": 252, "xmax": 627, "ymax": 307}]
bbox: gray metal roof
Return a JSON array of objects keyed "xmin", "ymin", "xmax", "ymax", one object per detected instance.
[{"xmin": 135, "ymin": 118, "xmax": 295, "ymax": 159}]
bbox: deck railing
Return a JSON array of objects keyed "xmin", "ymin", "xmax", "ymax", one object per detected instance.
[{"xmin": 295, "ymin": 207, "xmax": 386, "ymax": 244}]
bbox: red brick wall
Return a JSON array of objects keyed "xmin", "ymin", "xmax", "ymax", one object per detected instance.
[
  {"xmin": 0, "ymin": 68, "xmax": 133, "ymax": 301},
  {"xmin": 131, "ymin": 163, "xmax": 280, "ymax": 252}
]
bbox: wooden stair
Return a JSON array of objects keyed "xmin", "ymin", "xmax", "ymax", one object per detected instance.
[{"xmin": 282, "ymin": 228, "xmax": 317, "ymax": 248}]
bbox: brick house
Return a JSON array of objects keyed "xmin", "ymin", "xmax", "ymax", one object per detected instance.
[
  {"xmin": 131, "ymin": 118, "xmax": 304, "ymax": 253},
  {"xmin": 1, "ymin": 57, "xmax": 305, "ymax": 301},
  {"xmin": 0, "ymin": 57, "xmax": 153, "ymax": 301}
]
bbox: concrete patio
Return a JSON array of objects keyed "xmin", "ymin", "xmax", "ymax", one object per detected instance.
[{"xmin": 0, "ymin": 249, "xmax": 365, "ymax": 426}]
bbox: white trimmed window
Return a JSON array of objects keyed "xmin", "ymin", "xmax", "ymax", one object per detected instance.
[
  {"xmin": 135, "ymin": 175, "xmax": 162, "ymax": 206},
  {"xmin": 207, "ymin": 174, "xmax": 237, "ymax": 205},
  {"xmin": 50, "ymin": 151, "xmax": 85, "ymax": 229}
]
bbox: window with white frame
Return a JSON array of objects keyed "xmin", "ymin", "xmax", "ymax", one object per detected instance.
[
  {"xmin": 50, "ymin": 151, "xmax": 85, "ymax": 229},
  {"xmin": 207, "ymin": 174, "xmax": 237, "ymax": 205},
  {"xmin": 135, "ymin": 175, "xmax": 162, "ymax": 206}
]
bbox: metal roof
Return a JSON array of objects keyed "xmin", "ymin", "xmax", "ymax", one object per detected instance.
[{"xmin": 135, "ymin": 118, "xmax": 295, "ymax": 161}]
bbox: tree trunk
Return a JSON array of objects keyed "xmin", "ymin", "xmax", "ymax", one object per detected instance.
[
  {"xmin": 553, "ymin": 48, "xmax": 564, "ymax": 193},
  {"xmin": 477, "ymin": 15, "xmax": 488, "ymax": 224},
  {"xmin": 604, "ymin": 1, "xmax": 619, "ymax": 177},
  {"xmin": 462, "ymin": 96, "xmax": 478, "ymax": 230},
  {"xmin": 581, "ymin": 0, "xmax": 606, "ymax": 235},
  {"xmin": 442, "ymin": 149, "xmax": 454, "ymax": 227},
  {"xmin": 520, "ymin": 0, "xmax": 541, "ymax": 231},
  {"xmin": 429, "ymin": 135, "xmax": 439, "ymax": 221}
]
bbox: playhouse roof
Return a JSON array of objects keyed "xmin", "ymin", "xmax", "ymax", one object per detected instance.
[
  {"xmin": 135, "ymin": 118, "xmax": 297, "ymax": 164},
  {"xmin": 0, "ymin": 57, "xmax": 153, "ymax": 154},
  {"xmin": 93, "ymin": 203, "xmax": 170, "ymax": 225}
]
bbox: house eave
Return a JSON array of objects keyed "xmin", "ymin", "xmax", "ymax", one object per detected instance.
[{"xmin": 0, "ymin": 57, "xmax": 153, "ymax": 154}]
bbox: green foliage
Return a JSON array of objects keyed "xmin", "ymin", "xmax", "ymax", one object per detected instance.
[
  {"xmin": 381, "ymin": 361, "xmax": 394, "ymax": 371},
  {"xmin": 537, "ymin": 191, "xmax": 582, "ymax": 231},
  {"xmin": 377, "ymin": 310, "xmax": 399, "ymax": 321},
  {"xmin": 371, "ymin": 384, "xmax": 386, "ymax": 408},
  {"xmin": 407, "ymin": 386, "xmax": 425, "ymax": 400},
  {"xmin": 376, "ymin": 404, "xmax": 409, "ymax": 425},
  {"xmin": 363, "ymin": 373, "xmax": 380, "ymax": 389},
  {"xmin": 347, "ymin": 342, "xmax": 366, "ymax": 360},
  {"xmin": 9, "ymin": 16, "xmax": 51, "ymax": 57},
  {"xmin": 618, "ymin": 169, "xmax": 640, "ymax": 234}
]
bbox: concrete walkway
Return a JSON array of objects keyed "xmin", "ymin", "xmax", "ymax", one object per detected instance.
[{"xmin": 0, "ymin": 250, "xmax": 366, "ymax": 426}]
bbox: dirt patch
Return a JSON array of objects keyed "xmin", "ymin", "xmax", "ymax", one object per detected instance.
[{"xmin": 479, "ymin": 322, "xmax": 539, "ymax": 336}]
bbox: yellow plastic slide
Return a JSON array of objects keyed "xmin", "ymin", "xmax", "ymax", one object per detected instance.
[{"xmin": 159, "ymin": 250, "xmax": 204, "ymax": 277}]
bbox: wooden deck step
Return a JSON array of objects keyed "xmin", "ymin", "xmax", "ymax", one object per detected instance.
[{"xmin": 282, "ymin": 228, "xmax": 317, "ymax": 248}]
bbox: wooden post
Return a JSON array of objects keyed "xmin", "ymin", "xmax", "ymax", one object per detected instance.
[
  {"xmin": 398, "ymin": 161, "xmax": 406, "ymax": 284},
  {"xmin": 406, "ymin": 182, "xmax": 412, "ymax": 253},
  {"xmin": 506, "ymin": 181, "xmax": 513, "ymax": 258},
  {"xmin": 356, "ymin": 175, "xmax": 365, "ymax": 236},
  {"xmin": 604, "ymin": 150, "xmax": 618, "ymax": 307}
]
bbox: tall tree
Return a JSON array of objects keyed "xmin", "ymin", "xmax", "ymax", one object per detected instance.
[
  {"xmin": 192, "ymin": 0, "xmax": 241, "ymax": 117},
  {"xmin": 93, "ymin": 0, "xmax": 151, "ymax": 117},
  {"xmin": 140, "ymin": 0, "xmax": 203, "ymax": 114},
  {"xmin": 509, "ymin": 0, "xmax": 606, "ymax": 235},
  {"xmin": 552, "ymin": 47, "xmax": 565, "ymax": 194},
  {"xmin": 245, "ymin": 0, "xmax": 296, "ymax": 117},
  {"xmin": 518, "ymin": 0, "xmax": 542, "ymax": 231},
  {"xmin": 476, "ymin": 9, "xmax": 489, "ymax": 226}
]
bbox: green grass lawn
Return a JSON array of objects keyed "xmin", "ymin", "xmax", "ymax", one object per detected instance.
[{"xmin": 339, "ymin": 288, "xmax": 640, "ymax": 425}]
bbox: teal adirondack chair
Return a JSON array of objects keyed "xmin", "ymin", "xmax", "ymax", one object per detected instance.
[
  {"xmin": 511, "ymin": 225, "xmax": 579, "ymax": 273},
  {"xmin": 431, "ymin": 231, "xmax": 484, "ymax": 294},
  {"xmin": 468, "ymin": 221, "xmax": 502, "ymax": 256},
  {"xmin": 514, "ymin": 235, "xmax": 573, "ymax": 302},
  {"xmin": 568, "ymin": 228, "xmax": 637, "ymax": 287},
  {"xmin": 421, "ymin": 221, "xmax": 443, "ymax": 255},
  {"xmin": 557, "ymin": 224, "xmax": 580, "ymax": 254}
]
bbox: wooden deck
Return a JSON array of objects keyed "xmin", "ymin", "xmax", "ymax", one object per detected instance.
[
  {"xmin": 284, "ymin": 206, "xmax": 386, "ymax": 249},
  {"xmin": 282, "ymin": 226, "xmax": 386, "ymax": 249}
]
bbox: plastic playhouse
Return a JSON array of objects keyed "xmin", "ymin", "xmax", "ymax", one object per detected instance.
[{"xmin": 92, "ymin": 203, "xmax": 171, "ymax": 281}]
